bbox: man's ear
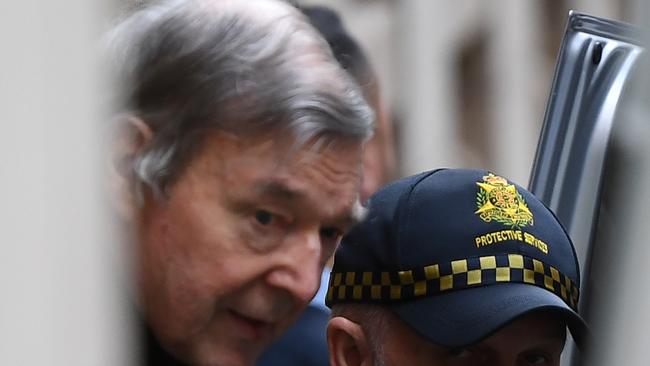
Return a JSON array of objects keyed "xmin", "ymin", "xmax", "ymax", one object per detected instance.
[
  {"xmin": 327, "ymin": 316, "xmax": 373, "ymax": 366},
  {"xmin": 107, "ymin": 115, "xmax": 153, "ymax": 222}
]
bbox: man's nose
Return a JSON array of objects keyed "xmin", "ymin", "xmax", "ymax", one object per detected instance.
[{"xmin": 266, "ymin": 230, "xmax": 324, "ymax": 305}]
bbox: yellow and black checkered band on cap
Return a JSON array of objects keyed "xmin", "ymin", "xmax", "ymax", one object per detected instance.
[{"xmin": 325, "ymin": 253, "xmax": 579, "ymax": 311}]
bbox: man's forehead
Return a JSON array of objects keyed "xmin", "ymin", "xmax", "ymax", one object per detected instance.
[
  {"xmin": 253, "ymin": 178, "xmax": 365, "ymax": 224},
  {"xmin": 207, "ymin": 130, "xmax": 362, "ymax": 176},
  {"xmin": 203, "ymin": 130, "xmax": 364, "ymax": 215},
  {"xmin": 215, "ymin": 129, "xmax": 358, "ymax": 156}
]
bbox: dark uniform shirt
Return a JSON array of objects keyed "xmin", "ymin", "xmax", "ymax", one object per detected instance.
[{"xmin": 141, "ymin": 318, "xmax": 188, "ymax": 366}]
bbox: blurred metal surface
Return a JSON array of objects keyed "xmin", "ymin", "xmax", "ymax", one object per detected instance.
[
  {"xmin": 583, "ymin": 57, "xmax": 650, "ymax": 366},
  {"xmin": 529, "ymin": 11, "xmax": 648, "ymax": 366},
  {"xmin": 584, "ymin": 0, "xmax": 650, "ymax": 364},
  {"xmin": 530, "ymin": 11, "xmax": 644, "ymax": 279}
]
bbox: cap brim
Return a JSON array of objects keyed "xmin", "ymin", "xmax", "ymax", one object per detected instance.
[{"xmin": 391, "ymin": 283, "xmax": 588, "ymax": 349}]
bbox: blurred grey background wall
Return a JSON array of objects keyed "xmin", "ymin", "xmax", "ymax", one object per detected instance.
[
  {"xmin": 0, "ymin": 1, "xmax": 134, "ymax": 365},
  {"xmin": 298, "ymin": 0, "xmax": 631, "ymax": 185}
]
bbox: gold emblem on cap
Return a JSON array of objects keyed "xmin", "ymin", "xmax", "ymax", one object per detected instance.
[{"xmin": 475, "ymin": 174, "xmax": 533, "ymax": 228}]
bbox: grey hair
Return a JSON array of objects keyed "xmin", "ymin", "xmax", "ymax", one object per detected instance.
[
  {"xmin": 105, "ymin": 0, "xmax": 374, "ymax": 196},
  {"xmin": 331, "ymin": 303, "xmax": 388, "ymax": 365}
]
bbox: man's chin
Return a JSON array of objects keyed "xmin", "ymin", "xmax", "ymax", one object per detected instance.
[
  {"xmin": 196, "ymin": 351, "xmax": 258, "ymax": 366},
  {"xmin": 182, "ymin": 337, "xmax": 267, "ymax": 366},
  {"xmin": 158, "ymin": 311, "xmax": 289, "ymax": 365}
]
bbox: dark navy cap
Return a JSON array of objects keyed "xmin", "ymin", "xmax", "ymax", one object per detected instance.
[{"xmin": 326, "ymin": 169, "xmax": 587, "ymax": 348}]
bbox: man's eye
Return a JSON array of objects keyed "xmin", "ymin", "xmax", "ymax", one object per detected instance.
[
  {"xmin": 448, "ymin": 348, "xmax": 473, "ymax": 359},
  {"xmin": 254, "ymin": 210, "xmax": 274, "ymax": 225},
  {"xmin": 522, "ymin": 353, "xmax": 550, "ymax": 365},
  {"xmin": 320, "ymin": 227, "xmax": 343, "ymax": 240}
]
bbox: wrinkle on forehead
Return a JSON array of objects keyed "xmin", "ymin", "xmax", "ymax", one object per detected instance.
[
  {"xmin": 253, "ymin": 178, "xmax": 365, "ymax": 226},
  {"xmin": 295, "ymin": 150, "xmax": 361, "ymax": 186},
  {"xmin": 200, "ymin": 130, "xmax": 364, "ymax": 221}
]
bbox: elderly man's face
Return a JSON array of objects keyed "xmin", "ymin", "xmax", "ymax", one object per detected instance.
[
  {"xmin": 137, "ymin": 131, "xmax": 363, "ymax": 365},
  {"xmin": 378, "ymin": 311, "xmax": 566, "ymax": 366}
]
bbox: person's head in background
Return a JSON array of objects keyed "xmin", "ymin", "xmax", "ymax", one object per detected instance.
[
  {"xmin": 105, "ymin": 0, "xmax": 373, "ymax": 365},
  {"xmin": 301, "ymin": 5, "xmax": 396, "ymax": 202},
  {"xmin": 326, "ymin": 169, "xmax": 588, "ymax": 366}
]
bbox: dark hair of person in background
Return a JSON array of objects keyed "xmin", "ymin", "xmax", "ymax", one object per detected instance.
[{"xmin": 302, "ymin": 5, "xmax": 396, "ymax": 202}]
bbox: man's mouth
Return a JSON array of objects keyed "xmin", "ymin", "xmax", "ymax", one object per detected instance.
[{"xmin": 227, "ymin": 309, "xmax": 274, "ymax": 341}]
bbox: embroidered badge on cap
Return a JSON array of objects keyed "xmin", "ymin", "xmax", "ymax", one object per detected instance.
[{"xmin": 475, "ymin": 174, "xmax": 533, "ymax": 228}]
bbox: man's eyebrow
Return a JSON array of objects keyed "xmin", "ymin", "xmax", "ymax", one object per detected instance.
[{"xmin": 254, "ymin": 180, "xmax": 306, "ymax": 201}]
